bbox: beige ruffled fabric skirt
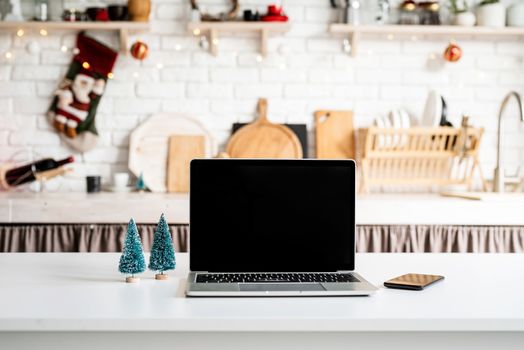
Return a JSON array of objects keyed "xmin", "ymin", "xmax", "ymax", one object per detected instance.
[{"xmin": 1, "ymin": 224, "xmax": 523, "ymax": 253}]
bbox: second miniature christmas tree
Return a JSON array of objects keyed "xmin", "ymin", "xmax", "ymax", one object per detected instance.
[
  {"xmin": 119, "ymin": 218, "xmax": 146, "ymax": 283},
  {"xmin": 135, "ymin": 172, "xmax": 147, "ymax": 192},
  {"xmin": 149, "ymin": 213, "xmax": 176, "ymax": 280}
]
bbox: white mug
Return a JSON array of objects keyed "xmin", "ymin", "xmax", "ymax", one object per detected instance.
[{"xmin": 113, "ymin": 173, "xmax": 129, "ymax": 189}]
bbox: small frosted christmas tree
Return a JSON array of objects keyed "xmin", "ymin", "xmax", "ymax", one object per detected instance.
[
  {"xmin": 135, "ymin": 172, "xmax": 146, "ymax": 192},
  {"xmin": 119, "ymin": 218, "xmax": 146, "ymax": 283},
  {"xmin": 149, "ymin": 213, "xmax": 176, "ymax": 280}
]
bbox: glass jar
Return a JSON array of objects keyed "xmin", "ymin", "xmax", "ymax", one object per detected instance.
[
  {"xmin": 418, "ymin": 1, "xmax": 440, "ymax": 25},
  {"xmin": 398, "ymin": 0, "xmax": 419, "ymax": 25},
  {"xmin": 34, "ymin": 0, "xmax": 49, "ymax": 21}
]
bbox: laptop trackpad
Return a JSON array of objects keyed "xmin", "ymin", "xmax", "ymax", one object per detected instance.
[{"xmin": 239, "ymin": 283, "xmax": 325, "ymax": 292}]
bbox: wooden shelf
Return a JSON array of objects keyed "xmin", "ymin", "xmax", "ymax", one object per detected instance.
[
  {"xmin": 0, "ymin": 21, "xmax": 150, "ymax": 53},
  {"xmin": 330, "ymin": 24, "xmax": 524, "ymax": 57},
  {"xmin": 187, "ymin": 21, "xmax": 291, "ymax": 57}
]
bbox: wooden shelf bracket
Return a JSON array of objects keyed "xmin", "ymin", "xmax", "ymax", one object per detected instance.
[
  {"xmin": 260, "ymin": 28, "xmax": 269, "ymax": 57},
  {"xmin": 0, "ymin": 21, "xmax": 149, "ymax": 54},
  {"xmin": 187, "ymin": 22, "xmax": 291, "ymax": 57}
]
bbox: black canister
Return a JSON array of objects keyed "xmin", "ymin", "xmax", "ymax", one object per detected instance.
[{"xmin": 86, "ymin": 176, "xmax": 101, "ymax": 193}]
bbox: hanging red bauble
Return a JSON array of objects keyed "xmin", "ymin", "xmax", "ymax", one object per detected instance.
[
  {"xmin": 443, "ymin": 42, "xmax": 462, "ymax": 62},
  {"xmin": 130, "ymin": 41, "xmax": 149, "ymax": 60}
]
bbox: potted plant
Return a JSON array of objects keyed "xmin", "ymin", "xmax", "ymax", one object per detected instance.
[
  {"xmin": 449, "ymin": 0, "xmax": 476, "ymax": 26},
  {"xmin": 476, "ymin": 0, "xmax": 506, "ymax": 27},
  {"xmin": 507, "ymin": 1, "xmax": 524, "ymax": 27}
]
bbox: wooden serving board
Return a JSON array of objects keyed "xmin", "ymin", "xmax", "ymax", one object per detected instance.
[
  {"xmin": 226, "ymin": 99, "xmax": 302, "ymax": 159},
  {"xmin": 314, "ymin": 110, "xmax": 355, "ymax": 159},
  {"xmin": 232, "ymin": 123, "xmax": 308, "ymax": 158},
  {"xmin": 167, "ymin": 135, "xmax": 205, "ymax": 193},
  {"xmin": 129, "ymin": 114, "xmax": 216, "ymax": 193}
]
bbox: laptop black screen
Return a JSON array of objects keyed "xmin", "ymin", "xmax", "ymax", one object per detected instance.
[{"xmin": 190, "ymin": 159, "xmax": 355, "ymax": 272}]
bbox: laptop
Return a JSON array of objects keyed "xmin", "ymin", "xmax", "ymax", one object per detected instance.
[{"xmin": 186, "ymin": 159, "xmax": 377, "ymax": 297}]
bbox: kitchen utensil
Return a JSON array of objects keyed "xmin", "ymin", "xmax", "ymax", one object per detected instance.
[
  {"xmin": 261, "ymin": 4, "xmax": 288, "ymax": 21},
  {"xmin": 62, "ymin": 8, "xmax": 86, "ymax": 21},
  {"xmin": 398, "ymin": 109, "xmax": 411, "ymax": 146},
  {"xmin": 128, "ymin": 0, "xmax": 151, "ymax": 22},
  {"xmin": 243, "ymin": 9, "xmax": 260, "ymax": 21},
  {"xmin": 418, "ymin": 1, "xmax": 440, "ymax": 25},
  {"xmin": 439, "ymin": 191, "xmax": 482, "ymax": 201},
  {"xmin": 34, "ymin": 0, "xmax": 49, "ymax": 21},
  {"xmin": 398, "ymin": 109, "xmax": 410, "ymax": 128},
  {"xmin": 314, "ymin": 110, "xmax": 355, "ymax": 159},
  {"xmin": 86, "ymin": 7, "xmax": 109, "ymax": 21},
  {"xmin": 232, "ymin": 123, "xmax": 308, "ymax": 158},
  {"xmin": 399, "ymin": 0, "xmax": 420, "ymax": 24},
  {"xmin": 113, "ymin": 172, "xmax": 129, "ymax": 189},
  {"xmin": 476, "ymin": 2, "xmax": 506, "ymax": 28},
  {"xmin": 108, "ymin": 5, "xmax": 128, "ymax": 21},
  {"xmin": 226, "ymin": 99, "xmax": 302, "ymax": 159},
  {"xmin": 388, "ymin": 110, "xmax": 401, "ymax": 147},
  {"xmin": 373, "ymin": 115, "xmax": 386, "ymax": 148},
  {"xmin": 421, "ymin": 90, "xmax": 442, "ymax": 127},
  {"xmin": 129, "ymin": 114, "xmax": 216, "ymax": 193},
  {"xmin": 359, "ymin": 126, "xmax": 485, "ymax": 193},
  {"xmin": 330, "ymin": 0, "xmax": 348, "ymax": 23},
  {"xmin": 167, "ymin": 135, "xmax": 205, "ymax": 193},
  {"xmin": 382, "ymin": 115, "xmax": 393, "ymax": 147},
  {"xmin": 347, "ymin": 0, "xmax": 361, "ymax": 24},
  {"xmin": 508, "ymin": 2, "xmax": 524, "ymax": 27},
  {"xmin": 86, "ymin": 176, "xmax": 101, "ymax": 193},
  {"xmin": 439, "ymin": 96, "xmax": 454, "ymax": 127}
]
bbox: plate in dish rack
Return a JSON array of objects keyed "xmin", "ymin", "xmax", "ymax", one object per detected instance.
[{"xmin": 128, "ymin": 114, "xmax": 217, "ymax": 193}]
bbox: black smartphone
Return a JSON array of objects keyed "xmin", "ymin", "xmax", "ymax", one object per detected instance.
[{"xmin": 384, "ymin": 273, "xmax": 444, "ymax": 291}]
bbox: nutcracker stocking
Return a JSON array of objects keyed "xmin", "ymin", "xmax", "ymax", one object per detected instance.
[{"xmin": 48, "ymin": 33, "xmax": 118, "ymax": 152}]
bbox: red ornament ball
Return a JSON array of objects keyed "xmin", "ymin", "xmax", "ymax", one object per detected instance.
[
  {"xmin": 130, "ymin": 41, "xmax": 149, "ymax": 61},
  {"xmin": 443, "ymin": 42, "xmax": 462, "ymax": 63}
]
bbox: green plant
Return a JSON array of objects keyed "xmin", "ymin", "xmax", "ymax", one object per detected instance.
[
  {"xmin": 119, "ymin": 218, "xmax": 146, "ymax": 277},
  {"xmin": 449, "ymin": 0, "xmax": 469, "ymax": 13},
  {"xmin": 479, "ymin": 0, "xmax": 499, "ymax": 6},
  {"xmin": 149, "ymin": 214, "xmax": 176, "ymax": 275}
]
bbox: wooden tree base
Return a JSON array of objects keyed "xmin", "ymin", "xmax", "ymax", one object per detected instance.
[
  {"xmin": 126, "ymin": 276, "xmax": 140, "ymax": 283},
  {"xmin": 155, "ymin": 273, "xmax": 169, "ymax": 280}
]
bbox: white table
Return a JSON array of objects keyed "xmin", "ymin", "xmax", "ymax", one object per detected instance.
[{"xmin": 1, "ymin": 253, "xmax": 523, "ymax": 350}]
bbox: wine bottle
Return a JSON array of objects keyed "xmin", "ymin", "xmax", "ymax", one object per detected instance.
[{"xmin": 4, "ymin": 156, "xmax": 75, "ymax": 187}]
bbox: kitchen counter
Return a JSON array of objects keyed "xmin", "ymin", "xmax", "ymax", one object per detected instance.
[
  {"xmin": 0, "ymin": 253, "xmax": 523, "ymax": 350},
  {"xmin": 1, "ymin": 192, "xmax": 524, "ymax": 225}
]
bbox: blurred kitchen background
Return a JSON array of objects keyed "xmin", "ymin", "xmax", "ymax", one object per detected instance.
[{"xmin": 1, "ymin": 0, "xmax": 524, "ymax": 253}]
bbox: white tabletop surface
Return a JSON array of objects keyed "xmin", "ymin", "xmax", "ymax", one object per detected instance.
[
  {"xmin": 0, "ymin": 252, "xmax": 523, "ymax": 332},
  {"xmin": 2, "ymin": 192, "xmax": 524, "ymax": 225}
]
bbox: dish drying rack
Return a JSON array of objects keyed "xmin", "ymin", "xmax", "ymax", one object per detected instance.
[{"xmin": 357, "ymin": 126, "xmax": 487, "ymax": 193}]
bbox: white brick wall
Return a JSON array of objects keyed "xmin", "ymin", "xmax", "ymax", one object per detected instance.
[{"xmin": 0, "ymin": 0, "xmax": 523, "ymax": 191}]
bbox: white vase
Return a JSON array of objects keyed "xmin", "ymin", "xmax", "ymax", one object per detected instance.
[
  {"xmin": 507, "ymin": 3, "xmax": 524, "ymax": 27},
  {"xmin": 476, "ymin": 3, "xmax": 506, "ymax": 27},
  {"xmin": 453, "ymin": 11, "xmax": 476, "ymax": 26}
]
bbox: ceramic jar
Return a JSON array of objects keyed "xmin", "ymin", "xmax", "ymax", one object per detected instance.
[
  {"xmin": 128, "ymin": 0, "xmax": 150, "ymax": 22},
  {"xmin": 508, "ymin": 2, "xmax": 524, "ymax": 27},
  {"xmin": 453, "ymin": 11, "xmax": 476, "ymax": 26},
  {"xmin": 476, "ymin": 3, "xmax": 506, "ymax": 27}
]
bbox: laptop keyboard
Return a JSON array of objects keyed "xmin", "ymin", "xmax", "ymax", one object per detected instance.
[{"xmin": 196, "ymin": 272, "xmax": 359, "ymax": 284}]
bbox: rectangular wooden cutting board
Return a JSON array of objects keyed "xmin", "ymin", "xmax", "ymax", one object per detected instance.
[
  {"xmin": 167, "ymin": 135, "xmax": 205, "ymax": 193},
  {"xmin": 314, "ymin": 110, "xmax": 355, "ymax": 159}
]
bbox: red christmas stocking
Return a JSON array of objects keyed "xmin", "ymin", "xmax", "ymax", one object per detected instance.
[{"xmin": 48, "ymin": 33, "xmax": 118, "ymax": 152}]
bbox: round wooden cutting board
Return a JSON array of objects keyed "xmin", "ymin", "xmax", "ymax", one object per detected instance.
[{"xmin": 226, "ymin": 99, "xmax": 303, "ymax": 159}]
